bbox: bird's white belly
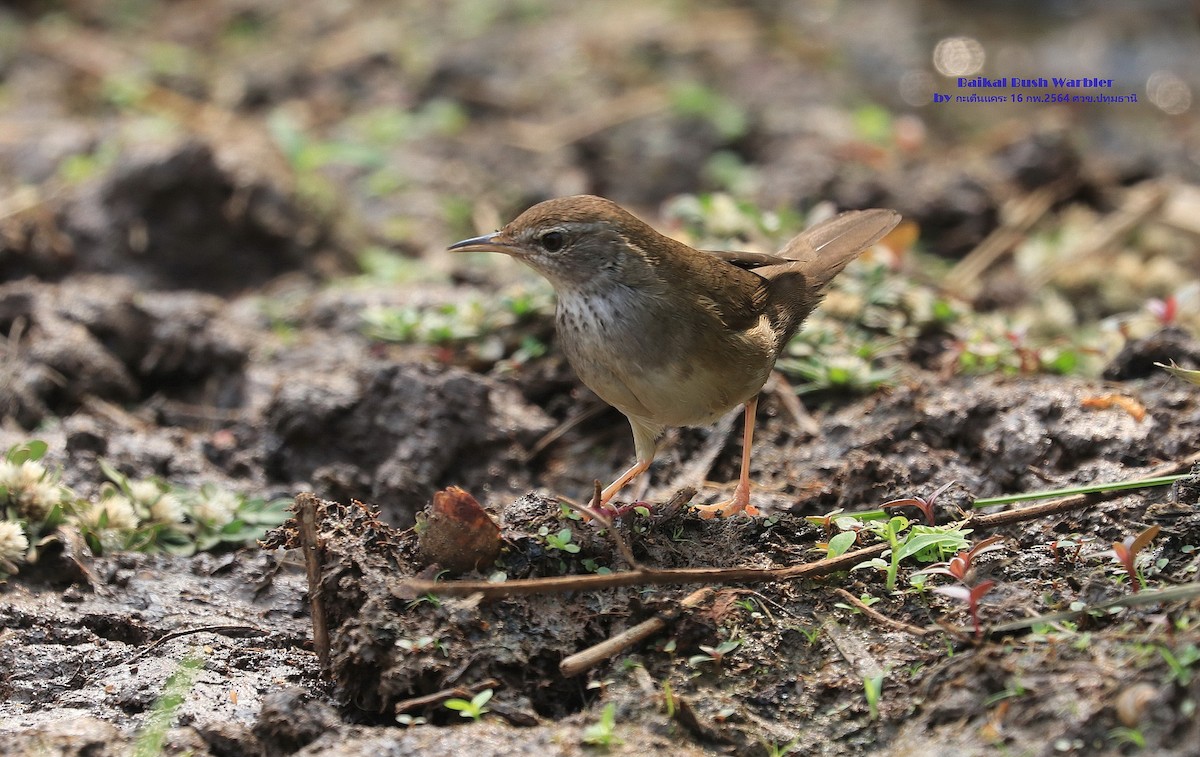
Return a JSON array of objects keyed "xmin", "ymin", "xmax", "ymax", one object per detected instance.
[{"xmin": 557, "ymin": 292, "xmax": 773, "ymax": 428}]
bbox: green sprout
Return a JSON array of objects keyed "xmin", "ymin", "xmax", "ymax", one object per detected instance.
[
  {"xmin": 1159, "ymin": 644, "xmax": 1200, "ymax": 686},
  {"xmin": 764, "ymin": 738, "xmax": 802, "ymax": 757},
  {"xmin": 582, "ymin": 702, "xmax": 622, "ymax": 747},
  {"xmin": 851, "ymin": 515, "xmax": 971, "ymax": 592},
  {"xmin": 540, "ymin": 527, "xmax": 581, "ymax": 554},
  {"xmin": 132, "ymin": 653, "xmax": 205, "ymax": 757},
  {"xmin": 444, "ymin": 689, "xmax": 493, "ymax": 721},
  {"xmin": 687, "ymin": 638, "xmax": 741, "ymax": 668},
  {"xmin": 863, "ymin": 674, "xmax": 884, "ymax": 720}
]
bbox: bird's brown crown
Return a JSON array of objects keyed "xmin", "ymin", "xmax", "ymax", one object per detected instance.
[{"xmin": 505, "ymin": 195, "xmax": 645, "ymax": 235}]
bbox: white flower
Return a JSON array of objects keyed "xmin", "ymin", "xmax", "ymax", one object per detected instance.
[
  {"xmin": 192, "ymin": 489, "xmax": 239, "ymax": 527},
  {"xmin": 0, "ymin": 460, "xmax": 46, "ymax": 499},
  {"xmin": 92, "ymin": 494, "xmax": 139, "ymax": 531},
  {"xmin": 128, "ymin": 480, "xmax": 164, "ymax": 508},
  {"xmin": 149, "ymin": 492, "xmax": 185, "ymax": 524},
  {"xmin": 0, "ymin": 460, "xmax": 65, "ymax": 521},
  {"xmin": 19, "ymin": 481, "xmax": 63, "ymax": 521},
  {"xmin": 0, "ymin": 520, "xmax": 29, "ymax": 564}
]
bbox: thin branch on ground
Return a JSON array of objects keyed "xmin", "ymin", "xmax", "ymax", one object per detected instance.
[
  {"xmin": 393, "ymin": 541, "xmax": 890, "ymax": 600},
  {"xmin": 559, "ymin": 587, "xmax": 715, "ymax": 678},
  {"xmin": 393, "ymin": 677, "xmax": 500, "ymax": 714}
]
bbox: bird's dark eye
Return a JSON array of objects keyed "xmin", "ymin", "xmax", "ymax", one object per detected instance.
[{"xmin": 539, "ymin": 230, "xmax": 565, "ymax": 252}]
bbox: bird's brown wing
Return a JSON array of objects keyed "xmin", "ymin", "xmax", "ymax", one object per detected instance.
[
  {"xmin": 700, "ymin": 249, "xmax": 791, "ymax": 269},
  {"xmin": 756, "ymin": 209, "xmax": 902, "ymax": 344},
  {"xmin": 763, "ymin": 209, "xmax": 901, "ymax": 290}
]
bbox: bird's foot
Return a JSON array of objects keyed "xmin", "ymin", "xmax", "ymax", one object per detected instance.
[{"xmin": 692, "ymin": 489, "xmax": 759, "ymax": 519}]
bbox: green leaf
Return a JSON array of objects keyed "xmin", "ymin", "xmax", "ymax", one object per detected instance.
[
  {"xmin": 897, "ymin": 531, "xmax": 966, "ymax": 562},
  {"xmin": 99, "ymin": 460, "xmax": 133, "ymax": 497},
  {"xmin": 852, "ymin": 558, "xmax": 889, "ymax": 572},
  {"xmin": 7, "ymin": 440, "xmax": 48, "ymax": 464},
  {"xmin": 827, "ymin": 531, "xmax": 858, "ymax": 558}
]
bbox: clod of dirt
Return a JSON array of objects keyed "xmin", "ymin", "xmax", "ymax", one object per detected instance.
[
  {"xmin": 579, "ymin": 114, "xmax": 726, "ymax": 205},
  {"xmin": 264, "ymin": 363, "xmax": 554, "ymax": 526},
  {"xmin": 273, "ymin": 498, "xmax": 572, "ymax": 713},
  {"xmin": 993, "ymin": 130, "xmax": 1082, "ymax": 192},
  {"xmin": 254, "ymin": 688, "xmax": 344, "ymax": 755},
  {"xmin": 1103, "ymin": 326, "xmax": 1200, "ymax": 380},
  {"xmin": 0, "ymin": 716, "xmax": 125, "ymax": 756},
  {"xmin": 266, "ymin": 490, "xmax": 831, "ymax": 726},
  {"xmin": 417, "ymin": 487, "xmax": 502, "ymax": 574},
  {"xmin": 886, "ymin": 164, "xmax": 998, "ymax": 258},
  {"xmin": 290, "ymin": 719, "xmax": 710, "ymax": 757},
  {"xmin": 60, "ymin": 140, "xmax": 334, "ymax": 294},
  {"xmin": 0, "ymin": 275, "xmax": 249, "ymax": 428}
]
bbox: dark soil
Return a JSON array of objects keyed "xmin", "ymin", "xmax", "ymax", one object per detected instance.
[{"xmin": 2, "ymin": 2, "xmax": 1199, "ymax": 757}]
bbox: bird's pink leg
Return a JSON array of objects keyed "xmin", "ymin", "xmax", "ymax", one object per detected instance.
[{"xmin": 693, "ymin": 395, "xmax": 761, "ymax": 519}]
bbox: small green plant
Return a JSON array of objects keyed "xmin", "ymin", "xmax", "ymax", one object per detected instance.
[
  {"xmin": 983, "ymin": 677, "xmax": 1028, "ymax": 706},
  {"xmin": 444, "ymin": 688, "xmax": 492, "ymax": 721},
  {"xmin": 0, "ymin": 440, "xmax": 74, "ymax": 575},
  {"xmin": 1, "ymin": 440, "xmax": 291, "ymax": 571},
  {"xmin": 821, "ymin": 530, "xmax": 858, "ymax": 558},
  {"xmin": 735, "ymin": 597, "xmax": 765, "ymax": 621},
  {"xmin": 360, "ymin": 285, "xmax": 553, "ymax": 366},
  {"xmin": 687, "ymin": 638, "xmax": 741, "ymax": 668},
  {"xmin": 779, "ymin": 353, "xmax": 897, "ymax": 395},
  {"xmin": 792, "ymin": 625, "xmax": 822, "ymax": 645},
  {"xmin": 132, "ymin": 653, "xmax": 205, "ymax": 757},
  {"xmin": 88, "ymin": 462, "xmax": 290, "ymax": 556},
  {"xmin": 540, "ymin": 526, "xmax": 581, "ymax": 554},
  {"xmin": 581, "ymin": 702, "xmax": 622, "ymax": 747},
  {"xmin": 764, "ymin": 738, "xmax": 802, "ymax": 757},
  {"xmin": 863, "ymin": 674, "xmax": 884, "ymax": 720},
  {"xmin": 405, "ymin": 592, "xmax": 442, "ymax": 611},
  {"xmin": 851, "ymin": 516, "xmax": 971, "ymax": 592},
  {"xmin": 1108, "ymin": 726, "xmax": 1146, "ymax": 749},
  {"xmin": 396, "ymin": 713, "xmax": 427, "ymax": 726},
  {"xmin": 580, "ymin": 558, "xmax": 611, "ymax": 575},
  {"xmin": 1159, "ymin": 644, "xmax": 1200, "ymax": 686},
  {"xmin": 835, "ymin": 592, "xmax": 879, "ymax": 613},
  {"xmin": 949, "ymin": 319, "xmax": 1093, "ymax": 377},
  {"xmin": 669, "ymin": 83, "xmax": 748, "ymax": 141}
]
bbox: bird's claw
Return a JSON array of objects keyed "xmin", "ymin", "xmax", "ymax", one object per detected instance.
[{"xmin": 692, "ymin": 500, "xmax": 760, "ymax": 519}]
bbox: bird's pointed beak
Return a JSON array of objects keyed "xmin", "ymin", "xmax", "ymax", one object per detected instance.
[{"xmin": 448, "ymin": 232, "xmax": 518, "ymax": 255}]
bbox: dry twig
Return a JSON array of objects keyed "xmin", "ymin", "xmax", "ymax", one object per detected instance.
[{"xmin": 296, "ymin": 493, "xmax": 331, "ymax": 670}]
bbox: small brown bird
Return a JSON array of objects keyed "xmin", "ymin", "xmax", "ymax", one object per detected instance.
[{"xmin": 450, "ymin": 196, "xmax": 899, "ymax": 517}]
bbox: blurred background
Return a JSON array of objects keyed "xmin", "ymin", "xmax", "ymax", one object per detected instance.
[{"xmin": 2, "ymin": 0, "xmax": 1197, "ymax": 260}]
